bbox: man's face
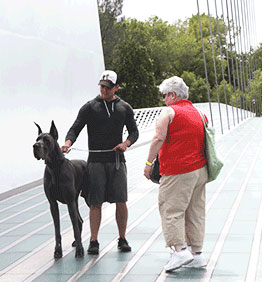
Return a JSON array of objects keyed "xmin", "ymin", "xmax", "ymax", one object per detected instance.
[{"xmin": 100, "ymin": 84, "xmax": 119, "ymax": 101}]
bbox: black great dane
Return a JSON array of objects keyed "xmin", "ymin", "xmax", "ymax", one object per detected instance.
[{"xmin": 33, "ymin": 121, "xmax": 86, "ymax": 258}]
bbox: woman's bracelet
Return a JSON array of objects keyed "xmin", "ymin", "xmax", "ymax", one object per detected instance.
[{"xmin": 146, "ymin": 161, "xmax": 152, "ymax": 166}]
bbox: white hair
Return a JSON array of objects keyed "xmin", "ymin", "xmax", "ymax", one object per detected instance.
[{"xmin": 159, "ymin": 76, "xmax": 189, "ymax": 99}]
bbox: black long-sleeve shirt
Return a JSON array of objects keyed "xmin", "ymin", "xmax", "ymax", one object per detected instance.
[{"xmin": 66, "ymin": 95, "xmax": 139, "ymax": 162}]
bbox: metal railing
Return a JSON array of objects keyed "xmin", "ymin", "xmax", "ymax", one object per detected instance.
[{"xmin": 133, "ymin": 107, "xmax": 164, "ymax": 131}]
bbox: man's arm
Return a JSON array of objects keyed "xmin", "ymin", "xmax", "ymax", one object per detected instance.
[
  {"xmin": 113, "ymin": 105, "xmax": 139, "ymax": 152},
  {"xmin": 61, "ymin": 105, "xmax": 87, "ymax": 153},
  {"xmin": 125, "ymin": 105, "xmax": 139, "ymax": 146},
  {"xmin": 144, "ymin": 107, "xmax": 173, "ymax": 179},
  {"xmin": 61, "ymin": 139, "xmax": 73, "ymax": 153}
]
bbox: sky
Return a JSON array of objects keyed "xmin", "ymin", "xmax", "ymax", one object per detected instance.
[{"xmin": 122, "ymin": 0, "xmax": 262, "ymax": 47}]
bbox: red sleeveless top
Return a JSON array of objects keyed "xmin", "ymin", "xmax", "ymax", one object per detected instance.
[{"xmin": 159, "ymin": 100, "xmax": 207, "ymax": 175}]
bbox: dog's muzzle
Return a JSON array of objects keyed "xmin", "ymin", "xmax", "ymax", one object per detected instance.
[{"xmin": 33, "ymin": 143, "xmax": 43, "ymax": 160}]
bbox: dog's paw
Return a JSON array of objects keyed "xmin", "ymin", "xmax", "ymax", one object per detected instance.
[
  {"xmin": 72, "ymin": 240, "xmax": 76, "ymax": 247},
  {"xmin": 54, "ymin": 246, "xmax": 63, "ymax": 259},
  {"xmin": 75, "ymin": 246, "xmax": 84, "ymax": 258}
]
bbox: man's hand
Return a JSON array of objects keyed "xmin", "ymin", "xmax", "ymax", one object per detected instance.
[
  {"xmin": 144, "ymin": 164, "xmax": 152, "ymax": 179},
  {"xmin": 61, "ymin": 140, "xmax": 72, "ymax": 153},
  {"xmin": 113, "ymin": 140, "xmax": 131, "ymax": 152}
]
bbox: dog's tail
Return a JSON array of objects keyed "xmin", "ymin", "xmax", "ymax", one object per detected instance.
[{"xmin": 76, "ymin": 202, "xmax": 83, "ymax": 224}]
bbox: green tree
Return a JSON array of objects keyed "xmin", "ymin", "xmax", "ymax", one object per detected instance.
[
  {"xmin": 113, "ymin": 21, "xmax": 160, "ymax": 108},
  {"xmin": 97, "ymin": 0, "xmax": 125, "ymax": 69},
  {"xmin": 181, "ymin": 71, "xmax": 208, "ymax": 103},
  {"xmin": 188, "ymin": 14, "xmax": 228, "ymax": 88},
  {"xmin": 249, "ymin": 69, "xmax": 262, "ymax": 116},
  {"xmin": 252, "ymin": 44, "xmax": 262, "ymax": 71},
  {"xmin": 145, "ymin": 17, "xmax": 176, "ymax": 83},
  {"xmin": 211, "ymin": 80, "xmax": 232, "ymax": 104},
  {"xmin": 97, "ymin": 3, "xmax": 261, "ymax": 109}
]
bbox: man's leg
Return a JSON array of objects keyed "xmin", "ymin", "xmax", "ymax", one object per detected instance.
[
  {"xmin": 116, "ymin": 202, "xmax": 128, "ymax": 238},
  {"xmin": 115, "ymin": 202, "xmax": 131, "ymax": 252},
  {"xmin": 90, "ymin": 204, "xmax": 102, "ymax": 241}
]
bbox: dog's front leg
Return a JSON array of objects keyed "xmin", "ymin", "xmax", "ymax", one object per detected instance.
[
  {"xmin": 49, "ymin": 201, "xmax": 63, "ymax": 259},
  {"xmin": 67, "ymin": 202, "xmax": 84, "ymax": 258}
]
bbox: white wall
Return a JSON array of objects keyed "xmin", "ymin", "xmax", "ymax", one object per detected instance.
[{"xmin": 0, "ymin": 0, "xmax": 105, "ymax": 193}]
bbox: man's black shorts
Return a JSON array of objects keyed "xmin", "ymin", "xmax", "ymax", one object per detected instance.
[{"xmin": 81, "ymin": 162, "xmax": 127, "ymax": 206}]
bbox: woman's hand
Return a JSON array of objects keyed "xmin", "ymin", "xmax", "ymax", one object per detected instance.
[{"xmin": 144, "ymin": 164, "xmax": 152, "ymax": 179}]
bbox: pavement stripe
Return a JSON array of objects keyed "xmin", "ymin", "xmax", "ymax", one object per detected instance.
[
  {"xmin": 0, "ymin": 199, "xmax": 48, "ymax": 224},
  {"xmin": 0, "ymin": 185, "xmax": 42, "ymax": 204},
  {"xmin": 155, "ymin": 131, "xmax": 259, "ymax": 282},
  {"xmin": 0, "ymin": 180, "xmax": 155, "ymax": 281},
  {"xmin": 112, "ymin": 131, "xmax": 250, "ymax": 282},
  {"xmin": 111, "ymin": 226, "xmax": 162, "ymax": 282},
  {"xmin": 67, "ymin": 204, "xmax": 158, "ymax": 282},
  {"xmin": 0, "ymin": 116, "xmax": 259, "ymax": 282},
  {"xmin": 0, "ymin": 209, "xmax": 48, "ymax": 237},
  {"xmin": 0, "ymin": 201, "xmax": 85, "ymax": 255},
  {"xmin": 0, "ymin": 191, "xmax": 44, "ymax": 213},
  {"xmin": 206, "ymin": 134, "xmax": 257, "ymax": 212},
  {"xmin": 245, "ymin": 198, "xmax": 263, "ymax": 282},
  {"xmin": 201, "ymin": 148, "xmax": 260, "ymax": 282}
]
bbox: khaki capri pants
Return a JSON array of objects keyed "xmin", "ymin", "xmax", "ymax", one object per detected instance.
[{"xmin": 158, "ymin": 165, "xmax": 207, "ymax": 252}]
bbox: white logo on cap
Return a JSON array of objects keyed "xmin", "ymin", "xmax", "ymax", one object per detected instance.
[{"xmin": 100, "ymin": 70, "xmax": 117, "ymax": 84}]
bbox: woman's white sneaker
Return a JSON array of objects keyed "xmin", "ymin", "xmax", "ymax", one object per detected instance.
[
  {"xmin": 183, "ymin": 253, "xmax": 207, "ymax": 268},
  {"xmin": 164, "ymin": 249, "xmax": 194, "ymax": 272}
]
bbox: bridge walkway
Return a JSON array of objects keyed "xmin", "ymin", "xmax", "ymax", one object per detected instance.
[{"xmin": 0, "ymin": 117, "xmax": 262, "ymax": 282}]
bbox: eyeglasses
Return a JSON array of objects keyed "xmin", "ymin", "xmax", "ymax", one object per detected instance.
[
  {"xmin": 162, "ymin": 93, "xmax": 171, "ymax": 99},
  {"xmin": 162, "ymin": 92, "xmax": 175, "ymax": 99}
]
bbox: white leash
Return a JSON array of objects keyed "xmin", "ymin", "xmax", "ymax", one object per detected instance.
[
  {"xmin": 71, "ymin": 148, "xmax": 114, "ymax": 153},
  {"xmin": 70, "ymin": 148, "xmax": 120, "ymax": 170},
  {"xmin": 70, "ymin": 148, "xmax": 89, "ymax": 152}
]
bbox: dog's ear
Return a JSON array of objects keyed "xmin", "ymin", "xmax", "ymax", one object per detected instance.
[
  {"xmin": 49, "ymin": 120, "xmax": 58, "ymax": 141},
  {"xmin": 34, "ymin": 122, "xmax": 42, "ymax": 135}
]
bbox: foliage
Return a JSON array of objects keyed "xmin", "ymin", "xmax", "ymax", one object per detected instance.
[
  {"xmin": 211, "ymin": 80, "xmax": 232, "ymax": 104},
  {"xmin": 181, "ymin": 71, "xmax": 208, "ymax": 103},
  {"xmin": 97, "ymin": 1, "xmax": 262, "ymax": 111},
  {"xmin": 97, "ymin": 0, "xmax": 125, "ymax": 69},
  {"xmin": 249, "ymin": 69, "xmax": 262, "ymax": 116},
  {"xmin": 253, "ymin": 43, "xmax": 262, "ymax": 71},
  {"xmin": 113, "ymin": 19, "xmax": 160, "ymax": 108}
]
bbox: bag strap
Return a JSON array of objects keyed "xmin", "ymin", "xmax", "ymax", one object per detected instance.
[{"xmin": 197, "ymin": 109, "xmax": 208, "ymax": 128}]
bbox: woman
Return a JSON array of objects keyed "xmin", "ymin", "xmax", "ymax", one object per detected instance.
[{"xmin": 144, "ymin": 76, "xmax": 208, "ymax": 272}]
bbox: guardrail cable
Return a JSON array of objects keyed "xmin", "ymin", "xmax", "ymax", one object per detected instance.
[
  {"xmin": 243, "ymin": 0, "xmax": 254, "ymax": 116},
  {"xmin": 233, "ymin": 0, "xmax": 246, "ymax": 120},
  {"xmin": 206, "ymin": 0, "xmax": 224, "ymax": 134},
  {"xmin": 225, "ymin": 0, "xmax": 240, "ymax": 123},
  {"xmin": 229, "ymin": 0, "xmax": 243, "ymax": 121},
  {"xmin": 236, "ymin": 0, "xmax": 249, "ymax": 119},
  {"xmin": 214, "ymin": 0, "xmax": 231, "ymax": 130},
  {"xmin": 196, "ymin": 0, "xmax": 214, "ymax": 127},
  {"xmin": 220, "ymin": 0, "xmax": 236, "ymax": 126},
  {"xmin": 248, "ymin": 0, "xmax": 257, "ymax": 115}
]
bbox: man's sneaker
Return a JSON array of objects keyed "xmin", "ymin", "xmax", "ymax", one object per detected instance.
[
  {"xmin": 117, "ymin": 237, "xmax": 131, "ymax": 252},
  {"xmin": 183, "ymin": 253, "xmax": 207, "ymax": 268},
  {"xmin": 164, "ymin": 249, "xmax": 193, "ymax": 272},
  {"xmin": 87, "ymin": 240, "xmax": 99, "ymax": 255}
]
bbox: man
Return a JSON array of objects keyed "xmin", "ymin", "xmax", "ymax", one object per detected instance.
[
  {"xmin": 62, "ymin": 70, "xmax": 139, "ymax": 254},
  {"xmin": 144, "ymin": 76, "xmax": 207, "ymax": 271}
]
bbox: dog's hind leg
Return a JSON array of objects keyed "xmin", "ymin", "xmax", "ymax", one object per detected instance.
[
  {"xmin": 67, "ymin": 202, "xmax": 84, "ymax": 258},
  {"xmin": 72, "ymin": 200, "xmax": 83, "ymax": 247},
  {"xmin": 49, "ymin": 201, "xmax": 63, "ymax": 259}
]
